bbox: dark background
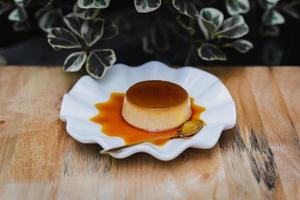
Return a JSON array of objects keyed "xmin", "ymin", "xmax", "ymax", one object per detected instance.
[{"xmin": 0, "ymin": 0, "xmax": 300, "ymax": 66}]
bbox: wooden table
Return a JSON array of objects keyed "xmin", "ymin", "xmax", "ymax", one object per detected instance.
[{"xmin": 0, "ymin": 67, "xmax": 299, "ymax": 200}]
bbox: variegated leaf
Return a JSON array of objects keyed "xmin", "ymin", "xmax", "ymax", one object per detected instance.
[
  {"xmin": 198, "ymin": 43, "xmax": 227, "ymax": 61},
  {"xmin": 134, "ymin": 0, "xmax": 161, "ymax": 13},
  {"xmin": 214, "ymin": 15, "xmax": 249, "ymax": 39},
  {"xmin": 150, "ymin": 23, "xmax": 170, "ymax": 52},
  {"xmin": 8, "ymin": 8, "xmax": 27, "ymax": 22},
  {"xmin": 0, "ymin": 2, "xmax": 12, "ymax": 15},
  {"xmin": 262, "ymin": 40, "xmax": 283, "ymax": 65},
  {"xmin": 0, "ymin": 54, "xmax": 7, "ymax": 66},
  {"xmin": 81, "ymin": 18, "xmax": 104, "ymax": 47},
  {"xmin": 38, "ymin": 0, "xmax": 54, "ymax": 7},
  {"xmin": 48, "ymin": 28, "xmax": 81, "ymax": 49},
  {"xmin": 64, "ymin": 51, "xmax": 87, "ymax": 72},
  {"xmin": 102, "ymin": 19, "xmax": 119, "ymax": 40},
  {"xmin": 64, "ymin": 13, "xmax": 84, "ymax": 38},
  {"xmin": 228, "ymin": 39, "xmax": 253, "ymax": 53},
  {"xmin": 14, "ymin": 0, "xmax": 31, "ymax": 8},
  {"xmin": 259, "ymin": 24, "xmax": 280, "ymax": 36},
  {"xmin": 78, "ymin": 0, "xmax": 110, "ymax": 9},
  {"xmin": 73, "ymin": 3, "xmax": 99, "ymax": 20},
  {"xmin": 281, "ymin": 1, "xmax": 300, "ymax": 20},
  {"xmin": 258, "ymin": 0, "xmax": 280, "ymax": 10},
  {"xmin": 39, "ymin": 9, "xmax": 62, "ymax": 32},
  {"xmin": 172, "ymin": 0, "xmax": 198, "ymax": 19},
  {"xmin": 198, "ymin": 8, "xmax": 224, "ymax": 39},
  {"xmin": 226, "ymin": 0, "xmax": 250, "ymax": 16},
  {"xmin": 176, "ymin": 15, "xmax": 195, "ymax": 35},
  {"xmin": 142, "ymin": 36, "xmax": 154, "ymax": 53},
  {"xmin": 12, "ymin": 21, "xmax": 30, "ymax": 31},
  {"xmin": 86, "ymin": 49, "xmax": 116, "ymax": 79},
  {"xmin": 262, "ymin": 10, "xmax": 285, "ymax": 25}
]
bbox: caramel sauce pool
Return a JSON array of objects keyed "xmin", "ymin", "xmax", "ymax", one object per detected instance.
[{"xmin": 90, "ymin": 93, "xmax": 205, "ymax": 146}]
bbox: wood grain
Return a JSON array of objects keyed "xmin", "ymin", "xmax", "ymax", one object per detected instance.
[{"xmin": 0, "ymin": 66, "xmax": 299, "ymax": 200}]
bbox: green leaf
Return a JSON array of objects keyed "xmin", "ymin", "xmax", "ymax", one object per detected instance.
[
  {"xmin": 38, "ymin": 0, "xmax": 54, "ymax": 7},
  {"xmin": 228, "ymin": 39, "xmax": 253, "ymax": 53},
  {"xmin": 198, "ymin": 8, "xmax": 224, "ymax": 39},
  {"xmin": 258, "ymin": 0, "xmax": 279, "ymax": 10},
  {"xmin": 262, "ymin": 10, "xmax": 285, "ymax": 25},
  {"xmin": 64, "ymin": 13, "xmax": 84, "ymax": 38},
  {"xmin": 35, "ymin": 7, "xmax": 46, "ymax": 18},
  {"xmin": 198, "ymin": 43, "xmax": 227, "ymax": 61},
  {"xmin": 262, "ymin": 40, "xmax": 283, "ymax": 65},
  {"xmin": 150, "ymin": 23, "xmax": 170, "ymax": 52},
  {"xmin": 142, "ymin": 36, "xmax": 154, "ymax": 53},
  {"xmin": 282, "ymin": 1, "xmax": 300, "ymax": 20},
  {"xmin": 259, "ymin": 25, "xmax": 280, "ymax": 37},
  {"xmin": 64, "ymin": 51, "xmax": 87, "ymax": 72},
  {"xmin": 176, "ymin": 15, "xmax": 195, "ymax": 35},
  {"xmin": 14, "ymin": 0, "xmax": 31, "ymax": 8},
  {"xmin": 172, "ymin": 0, "xmax": 198, "ymax": 19},
  {"xmin": 12, "ymin": 21, "xmax": 30, "ymax": 31},
  {"xmin": 81, "ymin": 18, "xmax": 104, "ymax": 47},
  {"xmin": 86, "ymin": 49, "xmax": 116, "ymax": 79},
  {"xmin": 214, "ymin": 15, "xmax": 249, "ymax": 39},
  {"xmin": 48, "ymin": 28, "xmax": 81, "ymax": 49},
  {"xmin": 78, "ymin": 0, "xmax": 110, "ymax": 9},
  {"xmin": 0, "ymin": 54, "xmax": 7, "ymax": 66},
  {"xmin": 8, "ymin": 8, "xmax": 27, "ymax": 22},
  {"xmin": 226, "ymin": 0, "xmax": 250, "ymax": 16},
  {"xmin": 38, "ymin": 9, "xmax": 62, "ymax": 33},
  {"xmin": 73, "ymin": 3, "xmax": 100, "ymax": 20},
  {"xmin": 0, "ymin": 2, "xmax": 12, "ymax": 15},
  {"xmin": 102, "ymin": 19, "xmax": 119, "ymax": 40},
  {"xmin": 134, "ymin": 0, "xmax": 161, "ymax": 13}
]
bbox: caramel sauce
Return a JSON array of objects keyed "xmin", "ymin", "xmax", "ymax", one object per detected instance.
[
  {"xmin": 126, "ymin": 80, "xmax": 188, "ymax": 109},
  {"xmin": 90, "ymin": 93, "xmax": 205, "ymax": 146}
]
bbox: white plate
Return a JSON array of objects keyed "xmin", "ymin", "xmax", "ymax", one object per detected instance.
[{"xmin": 60, "ymin": 61, "xmax": 236, "ymax": 161}]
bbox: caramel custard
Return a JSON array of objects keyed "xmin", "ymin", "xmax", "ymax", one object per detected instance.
[
  {"xmin": 122, "ymin": 80, "xmax": 192, "ymax": 131},
  {"xmin": 91, "ymin": 93, "xmax": 205, "ymax": 145}
]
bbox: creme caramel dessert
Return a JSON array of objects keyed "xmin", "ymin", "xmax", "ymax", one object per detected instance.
[
  {"xmin": 122, "ymin": 80, "xmax": 192, "ymax": 131},
  {"xmin": 91, "ymin": 93, "xmax": 205, "ymax": 146}
]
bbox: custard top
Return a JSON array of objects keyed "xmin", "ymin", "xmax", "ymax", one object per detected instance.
[{"xmin": 125, "ymin": 80, "xmax": 188, "ymax": 109}]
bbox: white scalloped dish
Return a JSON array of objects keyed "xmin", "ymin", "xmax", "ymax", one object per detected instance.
[{"xmin": 60, "ymin": 61, "xmax": 236, "ymax": 161}]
